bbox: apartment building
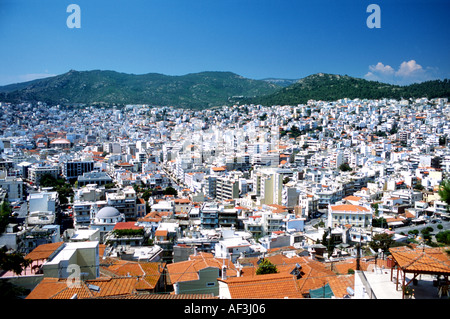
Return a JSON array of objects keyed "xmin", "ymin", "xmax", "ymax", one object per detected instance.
[
  {"xmin": 106, "ymin": 186, "xmax": 137, "ymax": 220},
  {"xmin": 28, "ymin": 165, "xmax": 60, "ymax": 186},
  {"xmin": 327, "ymin": 204, "xmax": 372, "ymax": 228},
  {"xmin": 215, "ymin": 176, "xmax": 239, "ymax": 201},
  {"xmin": 63, "ymin": 160, "xmax": 95, "ymax": 180}
]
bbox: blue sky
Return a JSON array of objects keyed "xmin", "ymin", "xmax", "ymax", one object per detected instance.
[{"xmin": 0, "ymin": 0, "xmax": 449, "ymax": 85}]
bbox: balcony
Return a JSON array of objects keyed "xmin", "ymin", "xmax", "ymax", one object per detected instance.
[{"xmin": 355, "ymin": 268, "xmax": 447, "ymax": 299}]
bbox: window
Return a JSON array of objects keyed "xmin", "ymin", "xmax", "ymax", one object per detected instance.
[{"xmin": 206, "ymin": 282, "xmax": 215, "ymax": 287}]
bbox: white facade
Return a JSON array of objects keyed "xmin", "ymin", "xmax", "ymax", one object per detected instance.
[{"xmin": 42, "ymin": 241, "xmax": 100, "ymax": 280}]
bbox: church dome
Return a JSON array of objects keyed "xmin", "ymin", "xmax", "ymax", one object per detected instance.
[
  {"xmin": 50, "ymin": 138, "xmax": 71, "ymax": 144},
  {"xmin": 97, "ymin": 206, "xmax": 120, "ymax": 219}
]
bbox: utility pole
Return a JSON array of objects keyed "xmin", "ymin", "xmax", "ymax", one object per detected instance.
[{"xmin": 356, "ymin": 243, "xmax": 361, "ymax": 271}]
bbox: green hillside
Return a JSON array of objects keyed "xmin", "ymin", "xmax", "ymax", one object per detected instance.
[
  {"xmin": 0, "ymin": 70, "xmax": 280, "ymax": 108},
  {"xmin": 1, "ymin": 71, "xmax": 448, "ymax": 108},
  {"xmin": 248, "ymin": 73, "xmax": 450, "ymax": 106}
]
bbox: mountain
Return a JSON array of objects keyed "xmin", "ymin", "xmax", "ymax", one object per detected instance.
[
  {"xmin": 248, "ymin": 73, "xmax": 450, "ymax": 106},
  {"xmin": 2, "ymin": 71, "xmax": 449, "ymax": 108},
  {"xmin": 0, "ymin": 70, "xmax": 281, "ymax": 108}
]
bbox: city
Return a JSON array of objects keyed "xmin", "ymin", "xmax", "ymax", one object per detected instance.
[{"xmin": 0, "ymin": 97, "xmax": 449, "ymax": 300}]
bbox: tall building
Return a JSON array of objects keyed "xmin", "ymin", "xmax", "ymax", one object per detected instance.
[
  {"xmin": 0, "ymin": 174, "xmax": 24, "ymax": 202},
  {"xmin": 215, "ymin": 177, "xmax": 239, "ymax": 201},
  {"xmin": 63, "ymin": 161, "xmax": 95, "ymax": 181},
  {"xmin": 106, "ymin": 186, "xmax": 137, "ymax": 220},
  {"xmin": 252, "ymin": 168, "xmax": 286, "ymax": 205}
]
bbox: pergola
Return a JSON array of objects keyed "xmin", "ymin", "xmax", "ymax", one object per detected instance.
[{"xmin": 388, "ymin": 245, "xmax": 450, "ymax": 299}]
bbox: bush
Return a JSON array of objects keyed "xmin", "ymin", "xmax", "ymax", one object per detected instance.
[
  {"xmin": 113, "ymin": 229, "xmax": 144, "ymax": 237},
  {"xmin": 256, "ymin": 259, "xmax": 278, "ymax": 275},
  {"xmin": 435, "ymin": 230, "xmax": 450, "ymax": 245}
]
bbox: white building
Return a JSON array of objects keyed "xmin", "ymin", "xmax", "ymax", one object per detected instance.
[
  {"xmin": 42, "ymin": 241, "xmax": 100, "ymax": 280},
  {"xmin": 214, "ymin": 229, "xmax": 254, "ymax": 262},
  {"xmin": 328, "ymin": 204, "xmax": 372, "ymax": 228},
  {"xmin": 28, "ymin": 191, "xmax": 58, "ymax": 214},
  {"xmin": 0, "ymin": 173, "xmax": 24, "ymax": 202}
]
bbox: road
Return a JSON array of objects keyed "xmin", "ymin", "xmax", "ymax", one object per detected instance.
[{"xmin": 393, "ymin": 220, "xmax": 450, "ymax": 236}]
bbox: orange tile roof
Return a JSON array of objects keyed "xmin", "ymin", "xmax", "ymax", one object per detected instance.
[
  {"xmin": 25, "ymin": 242, "xmax": 65, "ymax": 261},
  {"xmin": 166, "ymin": 253, "xmax": 237, "ymax": 285},
  {"xmin": 155, "ymin": 230, "xmax": 168, "ymax": 237},
  {"xmin": 330, "ymin": 204, "xmax": 369, "ymax": 212},
  {"xmin": 174, "ymin": 198, "xmax": 192, "ymax": 204},
  {"xmin": 101, "ymin": 259, "xmax": 164, "ymax": 290},
  {"xmin": 343, "ymin": 195, "xmax": 362, "ymax": 202},
  {"xmin": 68, "ymin": 277, "xmax": 137, "ymax": 299},
  {"xmin": 219, "ymin": 272, "xmax": 303, "ymax": 299},
  {"xmin": 27, "ymin": 276, "xmax": 140, "ymax": 299},
  {"xmin": 113, "ymin": 222, "xmax": 143, "ymax": 230},
  {"xmin": 389, "ymin": 246, "xmax": 450, "ymax": 275},
  {"xmin": 326, "ymin": 274, "xmax": 354, "ymax": 298},
  {"xmin": 26, "ymin": 278, "xmax": 68, "ymax": 299}
]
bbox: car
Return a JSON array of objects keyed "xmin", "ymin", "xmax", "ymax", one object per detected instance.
[{"xmin": 13, "ymin": 206, "xmax": 21, "ymax": 210}]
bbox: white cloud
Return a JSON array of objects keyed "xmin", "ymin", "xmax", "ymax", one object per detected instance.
[
  {"xmin": 364, "ymin": 60, "xmax": 438, "ymax": 85},
  {"xmin": 395, "ymin": 60, "xmax": 423, "ymax": 77},
  {"xmin": 369, "ymin": 62, "xmax": 394, "ymax": 75}
]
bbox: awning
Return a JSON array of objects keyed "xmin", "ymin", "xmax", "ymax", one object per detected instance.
[
  {"xmin": 387, "ymin": 221, "xmax": 404, "ymax": 227},
  {"xmin": 309, "ymin": 283, "xmax": 334, "ymax": 299}
]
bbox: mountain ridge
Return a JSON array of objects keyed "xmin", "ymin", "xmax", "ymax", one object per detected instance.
[
  {"xmin": 1, "ymin": 70, "xmax": 449, "ymax": 108},
  {"xmin": 247, "ymin": 73, "xmax": 450, "ymax": 106},
  {"xmin": 0, "ymin": 69, "xmax": 280, "ymax": 108}
]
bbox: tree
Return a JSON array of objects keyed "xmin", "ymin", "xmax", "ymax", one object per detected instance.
[
  {"xmin": 321, "ymin": 228, "xmax": 335, "ymax": 256},
  {"xmin": 0, "ymin": 247, "xmax": 32, "ymax": 276},
  {"xmin": 0, "ymin": 279, "xmax": 29, "ymax": 299},
  {"xmin": 435, "ymin": 230, "xmax": 450, "ymax": 245},
  {"xmin": 372, "ymin": 216, "xmax": 387, "ymax": 228},
  {"xmin": 371, "ymin": 203, "xmax": 379, "ymax": 217},
  {"xmin": 163, "ymin": 186, "xmax": 178, "ymax": 196},
  {"xmin": 39, "ymin": 174, "xmax": 74, "ymax": 206},
  {"xmin": 256, "ymin": 259, "xmax": 278, "ymax": 275},
  {"xmin": 40, "ymin": 173, "xmax": 59, "ymax": 188},
  {"xmin": 0, "ymin": 201, "xmax": 12, "ymax": 234},
  {"xmin": 414, "ymin": 181, "xmax": 424, "ymax": 191},
  {"xmin": 369, "ymin": 233, "xmax": 394, "ymax": 254},
  {"xmin": 420, "ymin": 227, "xmax": 433, "ymax": 242},
  {"xmin": 438, "ymin": 179, "xmax": 450, "ymax": 211},
  {"xmin": 142, "ymin": 189, "xmax": 152, "ymax": 202},
  {"xmin": 338, "ymin": 163, "xmax": 352, "ymax": 172}
]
